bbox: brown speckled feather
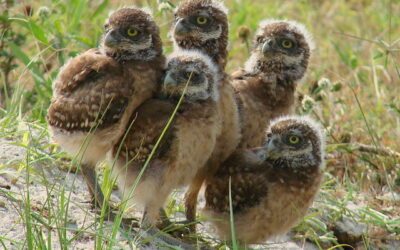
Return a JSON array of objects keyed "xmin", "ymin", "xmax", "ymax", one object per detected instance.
[
  {"xmin": 48, "ymin": 49, "xmax": 131, "ymax": 132},
  {"xmin": 47, "ymin": 49, "xmax": 164, "ymax": 138},
  {"xmin": 205, "ymin": 150, "xmax": 321, "ymax": 214},
  {"xmin": 113, "ymin": 99, "xmax": 176, "ymax": 163},
  {"xmin": 205, "ymin": 150, "xmax": 269, "ymax": 213}
]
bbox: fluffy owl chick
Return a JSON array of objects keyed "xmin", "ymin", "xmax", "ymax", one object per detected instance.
[
  {"xmin": 204, "ymin": 115, "xmax": 325, "ymax": 244},
  {"xmin": 172, "ymin": 0, "xmax": 229, "ymax": 69},
  {"xmin": 47, "ymin": 8, "xmax": 165, "ymax": 209},
  {"xmin": 110, "ymin": 49, "xmax": 220, "ymax": 226},
  {"xmin": 233, "ymin": 20, "xmax": 314, "ymax": 148},
  {"xmin": 172, "ymin": 0, "xmax": 241, "ymax": 232}
]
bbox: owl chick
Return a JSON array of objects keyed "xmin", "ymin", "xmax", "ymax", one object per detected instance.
[
  {"xmin": 203, "ymin": 115, "xmax": 325, "ymax": 244},
  {"xmin": 172, "ymin": 0, "xmax": 229, "ymax": 69},
  {"xmin": 232, "ymin": 20, "xmax": 314, "ymax": 148},
  {"xmin": 47, "ymin": 8, "xmax": 165, "ymax": 209},
  {"xmin": 110, "ymin": 49, "xmax": 220, "ymax": 229},
  {"xmin": 172, "ymin": 0, "xmax": 241, "ymax": 232}
]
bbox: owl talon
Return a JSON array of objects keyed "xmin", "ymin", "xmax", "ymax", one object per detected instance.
[
  {"xmin": 156, "ymin": 209, "xmax": 194, "ymax": 238},
  {"xmin": 138, "ymin": 227, "xmax": 196, "ymax": 250}
]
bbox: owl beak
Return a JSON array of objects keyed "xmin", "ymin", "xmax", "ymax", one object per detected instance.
[
  {"xmin": 104, "ymin": 31, "xmax": 118, "ymax": 48},
  {"xmin": 163, "ymin": 72, "xmax": 177, "ymax": 87},
  {"xmin": 175, "ymin": 18, "xmax": 191, "ymax": 35},
  {"xmin": 262, "ymin": 39, "xmax": 276, "ymax": 56},
  {"xmin": 265, "ymin": 138, "xmax": 283, "ymax": 159}
]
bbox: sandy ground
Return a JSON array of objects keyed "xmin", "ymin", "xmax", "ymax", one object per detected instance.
[
  {"xmin": 0, "ymin": 137, "xmax": 321, "ymax": 249},
  {"xmin": 0, "ymin": 137, "xmax": 133, "ymax": 249}
]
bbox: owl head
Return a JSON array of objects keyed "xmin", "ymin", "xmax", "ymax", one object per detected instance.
[
  {"xmin": 100, "ymin": 8, "xmax": 163, "ymax": 61},
  {"xmin": 259, "ymin": 115, "xmax": 325, "ymax": 168},
  {"xmin": 162, "ymin": 49, "xmax": 220, "ymax": 102},
  {"xmin": 172, "ymin": 0, "xmax": 229, "ymax": 68},
  {"xmin": 245, "ymin": 20, "xmax": 314, "ymax": 83}
]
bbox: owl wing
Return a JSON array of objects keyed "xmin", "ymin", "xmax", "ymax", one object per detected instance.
[
  {"xmin": 47, "ymin": 49, "xmax": 134, "ymax": 132},
  {"xmin": 114, "ymin": 99, "xmax": 176, "ymax": 163},
  {"xmin": 230, "ymin": 69, "xmax": 263, "ymax": 99},
  {"xmin": 206, "ymin": 150, "xmax": 270, "ymax": 213}
]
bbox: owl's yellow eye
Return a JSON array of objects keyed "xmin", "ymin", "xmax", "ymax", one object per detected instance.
[
  {"xmin": 127, "ymin": 28, "xmax": 138, "ymax": 37},
  {"xmin": 196, "ymin": 16, "xmax": 208, "ymax": 25},
  {"xmin": 289, "ymin": 135, "xmax": 300, "ymax": 144},
  {"xmin": 281, "ymin": 39, "xmax": 293, "ymax": 48}
]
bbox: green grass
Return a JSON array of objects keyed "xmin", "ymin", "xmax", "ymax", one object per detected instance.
[{"xmin": 1, "ymin": 0, "xmax": 399, "ymax": 249}]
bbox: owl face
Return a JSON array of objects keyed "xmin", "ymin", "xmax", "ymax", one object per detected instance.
[
  {"xmin": 101, "ymin": 8, "xmax": 162, "ymax": 61},
  {"xmin": 260, "ymin": 116, "xmax": 324, "ymax": 168},
  {"xmin": 162, "ymin": 50, "xmax": 220, "ymax": 102},
  {"xmin": 173, "ymin": 0, "xmax": 228, "ymax": 45},
  {"xmin": 245, "ymin": 20, "xmax": 314, "ymax": 82}
]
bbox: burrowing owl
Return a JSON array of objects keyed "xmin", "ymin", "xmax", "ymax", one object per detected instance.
[
  {"xmin": 172, "ymin": 0, "xmax": 229, "ymax": 69},
  {"xmin": 110, "ymin": 50, "xmax": 221, "ymax": 231},
  {"xmin": 232, "ymin": 20, "xmax": 314, "ymax": 148},
  {"xmin": 47, "ymin": 8, "xmax": 165, "ymax": 209},
  {"xmin": 204, "ymin": 115, "xmax": 325, "ymax": 244},
  {"xmin": 172, "ymin": 0, "xmax": 241, "ymax": 232}
]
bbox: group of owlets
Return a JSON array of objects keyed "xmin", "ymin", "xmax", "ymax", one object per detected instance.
[{"xmin": 47, "ymin": 0, "xmax": 326, "ymax": 247}]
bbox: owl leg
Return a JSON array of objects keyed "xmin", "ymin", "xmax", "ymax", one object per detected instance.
[
  {"xmin": 80, "ymin": 164, "xmax": 140, "ymax": 224},
  {"xmin": 139, "ymin": 209, "xmax": 196, "ymax": 250},
  {"xmin": 184, "ymin": 171, "xmax": 206, "ymax": 234},
  {"xmin": 80, "ymin": 163, "xmax": 106, "ymax": 210},
  {"xmin": 80, "ymin": 165, "xmax": 137, "ymax": 222},
  {"xmin": 157, "ymin": 208, "xmax": 191, "ymax": 238},
  {"xmin": 157, "ymin": 207, "xmax": 172, "ymax": 229}
]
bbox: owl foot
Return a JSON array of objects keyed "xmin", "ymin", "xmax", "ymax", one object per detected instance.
[
  {"xmin": 137, "ymin": 226, "xmax": 197, "ymax": 250},
  {"xmin": 157, "ymin": 209, "xmax": 194, "ymax": 239}
]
